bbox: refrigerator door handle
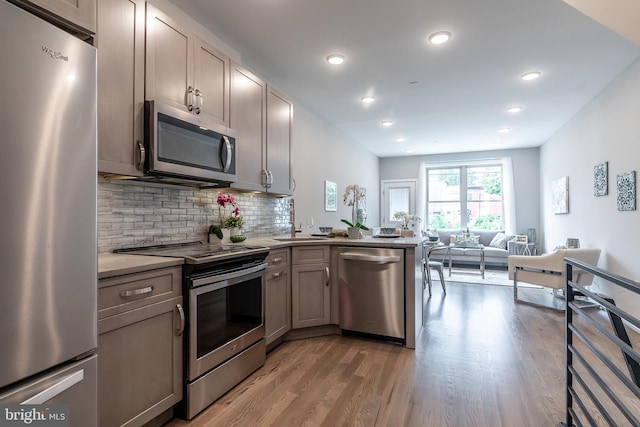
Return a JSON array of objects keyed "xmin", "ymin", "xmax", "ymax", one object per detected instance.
[{"xmin": 21, "ymin": 370, "xmax": 84, "ymax": 404}]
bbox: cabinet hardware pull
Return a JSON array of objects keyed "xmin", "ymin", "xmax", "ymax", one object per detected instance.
[
  {"xmin": 176, "ymin": 304, "xmax": 185, "ymax": 336},
  {"xmin": 261, "ymin": 169, "xmax": 269, "ymax": 188},
  {"xmin": 187, "ymin": 86, "xmax": 195, "ymax": 111},
  {"xmin": 195, "ymin": 89, "xmax": 202, "ymax": 114},
  {"xmin": 325, "ymin": 266, "xmax": 330, "ymax": 286},
  {"xmin": 292, "ymin": 177, "xmax": 296, "ymax": 192},
  {"xmin": 21, "ymin": 370, "xmax": 84, "ymax": 404},
  {"xmin": 266, "ymin": 170, "xmax": 274, "ymax": 188},
  {"xmin": 272, "ymin": 271, "xmax": 281, "ymax": 278},
  {"xmin": 136, "ymin": 140, "xmax": 145, "ymax": 170},
  {"xmin": 119, "ymin": 286, "xmax": 153, "ymax": 297},
  {"xmin": 272, "ymin": 256, "xmax": 283, "ymax": 263}
]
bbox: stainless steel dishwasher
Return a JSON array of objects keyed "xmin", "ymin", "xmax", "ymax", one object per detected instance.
[{"xmin": 338, "ymin": 247, "xmax": 405, "ymax": 342}]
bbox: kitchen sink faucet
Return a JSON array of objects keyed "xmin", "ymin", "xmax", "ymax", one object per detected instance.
[{"xmin": 289, "ymin": 198, "xmax": 296, "ymax": 238}]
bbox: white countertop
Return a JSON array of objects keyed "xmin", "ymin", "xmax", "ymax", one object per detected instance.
[{"xmin": 98, "ymin": 235, "xmax": 427, "ymax": 279}]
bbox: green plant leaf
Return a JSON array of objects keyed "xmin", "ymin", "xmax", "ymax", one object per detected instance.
[
  {"xmin": 208, "ymin": 225, "xmax": 223, "ymax": 239},
  {"xmin": 340, "ymin": 219, "xmax": 354, "ymax": 227}
]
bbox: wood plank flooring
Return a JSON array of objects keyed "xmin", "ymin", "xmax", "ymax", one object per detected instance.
[{"xmin": 164, "ymin": 281, "xmax": 632, "ymax": 427}]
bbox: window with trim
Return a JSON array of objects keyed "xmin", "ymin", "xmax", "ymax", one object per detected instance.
[{"xmin": 427, "ymin": 164, "xmax": 504, "ymax": 231}]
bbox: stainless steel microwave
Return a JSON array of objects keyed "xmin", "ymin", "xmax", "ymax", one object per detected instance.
[{"xmin": 144, "ymin": 100, "xmax": 237, "ymax": 185}]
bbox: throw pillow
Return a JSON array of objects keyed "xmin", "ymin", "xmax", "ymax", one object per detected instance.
[{"xmin": 489, "ymin": 232, "xmax": 514, "ymax": 249}]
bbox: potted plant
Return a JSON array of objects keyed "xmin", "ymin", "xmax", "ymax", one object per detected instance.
[
  {"xmin": 210, "ymin": 193, "xmax": 244, "ymax": 243},
  {"xmin": 342, "ymin": 185, "xmax": 369, "ymax": 238},
  {"xmin": 393, "ymin": 211, "xmax": 422, "ymax": 237}
]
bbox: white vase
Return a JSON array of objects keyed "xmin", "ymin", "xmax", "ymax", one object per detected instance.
[
  {"xmin": 222, "ymin": 227, "xmax": 240, "ymax": 242},
  {"xmin": 347, "ymin": 227, "xmax": 360, "ymax": 239}
]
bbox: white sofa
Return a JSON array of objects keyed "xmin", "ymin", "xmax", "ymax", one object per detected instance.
[{"xmin": 434, "ymin": 229, "xmax": 514, "ymax": 268}]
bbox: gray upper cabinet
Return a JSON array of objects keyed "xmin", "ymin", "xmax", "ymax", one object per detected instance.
[
  {"xmin": 18, "ymin": 0, "xmax": 96, "ymax": 34},
  {"xmin": 229, "ymin": 62, "xmax": 266, "ymax": 192},
  {"xmin": 266, "ymin": 85, "xmax": 294, "ymax": 195},
  {"xmin": 96, "ymin": 0, "xmax": 145, "ymax": 176},
  {"xmin": 230, "ymin": 64, "xmax": 294, "ymax": 195},
  {"xmin": 145, "ymin": 4, "xmax": 229, "ymax": 127}
]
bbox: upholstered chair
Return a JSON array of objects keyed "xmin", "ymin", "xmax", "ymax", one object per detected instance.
[{"xmin": 508, "ymin": 248, "xmax": 601, "ymax": 310}]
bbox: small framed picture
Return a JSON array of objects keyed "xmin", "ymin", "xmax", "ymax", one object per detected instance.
[{"xmin": 324, "ymin": 181, "xmax": 337, "ymax": 211}]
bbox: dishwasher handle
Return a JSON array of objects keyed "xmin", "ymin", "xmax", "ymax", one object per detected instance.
[{"xmin": 340, "ymin": 253, "xmax": 401, "ymax": 264}]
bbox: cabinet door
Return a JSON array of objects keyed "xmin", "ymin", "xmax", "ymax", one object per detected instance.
[
  {"xmin": 145, "ymin": 3, "xmax": 193, "ymax": 112},
  {"xmin": 25, "ymin": 0, "xmax": 96, "ymax": 33},
  {"xmin": 194, "ymin": 39, "xmax": 229, "ymax": 126},
  {"xmin": 292, "ymin": 263, "xmax": 330, "ymax": 329},
  {"xmin": 229, "ymin": 62, "xmax": 266, "ymax": 192},
  {"xmin": 265, "ymin": 266, "xmax": 291, "ymax": 345},
  {"xmin": 266, "ymin": 85, "xmax": 294, "ymax": 195},
  {"xmin": 98, "ymin": 296, "xmax": 183, "ymax": 427},
  {"xmin": 96, "ymin": 0, "xmax": 145, "ymax": 176}
]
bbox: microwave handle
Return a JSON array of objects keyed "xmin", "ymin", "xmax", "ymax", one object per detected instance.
[{"xmin": 221, "ymin": 135, "xmax": 232, "ymax": 172}]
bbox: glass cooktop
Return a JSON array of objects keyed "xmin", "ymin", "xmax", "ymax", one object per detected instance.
[{"xmin": 115, "ymin": 241, "xmax": 269, "ymax": 264}]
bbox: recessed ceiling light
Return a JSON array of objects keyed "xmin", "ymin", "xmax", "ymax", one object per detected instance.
[
  {"xmin": 395, "ymin": 137, "xmax": 405, "ymax": 143},
  {"xmin": 507, "ymin": 106, "xmax": 522, "ymax": 113},
  {"xmin": 428, "ymin": 31, "xmax": 452, "ymax": 45},
  {"xmin": 498, "ymin": 127, "xmax": 511, "ymax": 133},
  {"xmin": 361, "ymin": 96, "xmax": 375, "ymax": 103},
  {"xmin": 326, "ymin": 54, "xmax": 345, "ymax": 65},
  {"xmin": 521, "ymin": 71, "xmax": 541, "ymax": 81},
  {"xmin": 405, "ymin": 148, "xmax": 414, "ymax": 153},
  {"xmin": 381, "ymin": 120, "xmax": 393, "ymax": 127}
]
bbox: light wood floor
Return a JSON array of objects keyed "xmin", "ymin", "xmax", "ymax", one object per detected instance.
[{"xmin": 165, "ymin": 282, "xmax": 630, "ymax": 427}]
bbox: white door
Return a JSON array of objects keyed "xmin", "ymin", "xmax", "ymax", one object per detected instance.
[{"xmin": 381, "ymin": 180, "xmax": 416, "ymax": 227}]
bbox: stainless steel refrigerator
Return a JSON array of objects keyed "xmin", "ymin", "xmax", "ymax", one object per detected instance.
[{"xmin": 0, "ymin": 1, "xmax": 98, "ymax": 425}]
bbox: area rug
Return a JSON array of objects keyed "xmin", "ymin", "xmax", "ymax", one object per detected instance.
[{"xmin": 445, "ymin": 268, "xmax": 543, "ymax": 289}]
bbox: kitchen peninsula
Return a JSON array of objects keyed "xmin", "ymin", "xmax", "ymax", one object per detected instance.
[{"xmin": 99, "ymin": 235, "xmax": 426, "ymax": 349}]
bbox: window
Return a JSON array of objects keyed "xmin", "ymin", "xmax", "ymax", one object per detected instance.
[{"xmin": 427, "ymin": 164, "xmax": 504, "ymax": 231}]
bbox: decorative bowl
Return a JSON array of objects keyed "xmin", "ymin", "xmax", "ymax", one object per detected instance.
[
  {"xmin": 428, "ymin": 236, "xmax": 439, "ymax": 242},
  {"xmin": 380, "ymin": 227, "xmax": 396, "ymax": 235},
  {"xmin": 230, "ymin": 235, "xmax": 246, "ymax": 243},
  {"xmin": 318, "ymin": 227, "xmax": 333, "ymax": 234}
]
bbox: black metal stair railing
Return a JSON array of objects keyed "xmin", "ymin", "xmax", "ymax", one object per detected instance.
[{"xmin": 561, "ymin": 257, "xmax": 640, "ymax": 427}]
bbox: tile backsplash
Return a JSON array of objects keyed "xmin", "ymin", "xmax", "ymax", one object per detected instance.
[{"xmin": 98, "ymin": 179, "xmax": 291, "ymax": 253}]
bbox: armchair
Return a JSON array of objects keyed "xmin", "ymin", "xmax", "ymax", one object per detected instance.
[{"xmin": 508, "ymin": 248, "xmax": 601, "ymax": 310}]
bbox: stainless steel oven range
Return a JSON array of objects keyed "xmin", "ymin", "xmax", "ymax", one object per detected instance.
[{"xmin": 115, "ymin": 242, "xmax": 269, "ymax": 419}]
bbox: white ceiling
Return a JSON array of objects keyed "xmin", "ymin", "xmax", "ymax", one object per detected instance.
[{"xmin": 168, "ymin": 0, "xmax": 640, "ymax": 158}]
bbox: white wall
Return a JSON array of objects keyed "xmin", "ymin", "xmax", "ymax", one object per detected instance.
[
  {"xmin": 379, "ymin": 148, "xmax": 541, "ymax": 235},
  {"xmin": 292, "ymin": 103, "xmax": 380, "ymax": 231},
  {"xmin": 540, "ymin": 58, "xmax": 640, "ymax": 311}
]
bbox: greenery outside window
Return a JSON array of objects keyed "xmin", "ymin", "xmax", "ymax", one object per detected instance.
[{"xmin": 427, "ymin": 164, "xmax": 503, "ymax": 231}]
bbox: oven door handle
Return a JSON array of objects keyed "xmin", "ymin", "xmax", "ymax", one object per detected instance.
[{"xmin": 191, "ymin": 262, "xmax": 267, "ymax": 288}]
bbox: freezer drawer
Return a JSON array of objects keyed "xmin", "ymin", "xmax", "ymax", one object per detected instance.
[
  {"xmin": 338, "ymin": 247, "xmax": 405, "ymax": 341},
  {"xmin": 0, "ymin": 355, "xmax": 97, "ymax": 427}
]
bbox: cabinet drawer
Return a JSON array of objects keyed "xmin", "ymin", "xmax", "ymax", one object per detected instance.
[
  {"xmin": 98, "ymin": 266, "xmax": 181, "ymax": 319},
  {"xmin": 267, "ymin": 249, "xmax": 289, "ymax": 270},
  {"xmin": 292, "ymin": 246, "xmax": 330, "ymax": 265}
]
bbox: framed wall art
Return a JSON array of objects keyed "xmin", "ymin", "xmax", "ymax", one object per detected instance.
[
  {"xmin": 593, "ymin": 161, "xmax": 608, "ymax": 197},
  {"xmin": 552, "ymin": 176, "xmax": 569, "ymax": 214},
  {"xmin": 617, "ymin": 171, "xmax": 636, "ymax": 211},
  {"xmin": 324, "ymin": 180, "xmax": 337, "ymax": 211}
]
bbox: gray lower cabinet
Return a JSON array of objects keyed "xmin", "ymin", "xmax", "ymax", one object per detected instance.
[
  {"xmin": 265, "ymin": 249, "xmax": 291, "ymax": 345},
  {"xmin": 98, "ymin": 267, "xmax": 183, "ymax": 427},
  {"xmin": 291, "ymin": 246, "xmax": 330, "ymax": 329}
]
